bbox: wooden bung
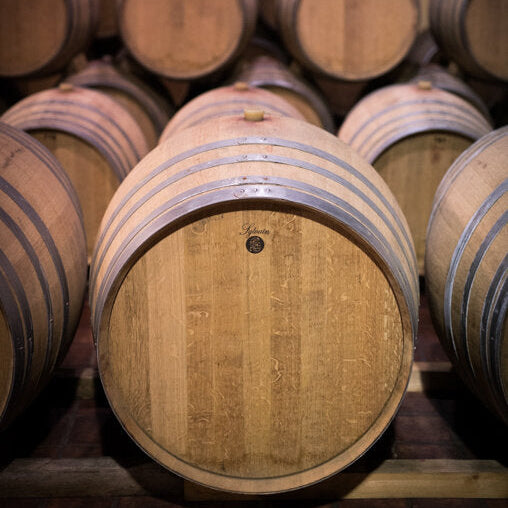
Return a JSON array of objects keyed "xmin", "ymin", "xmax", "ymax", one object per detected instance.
[
  {"xmin": 426, "ymin": 126, "xmax": 508, "ymax": 426},
  {"xmin": 275, "ymin": 0, "xmax": 419, "ymax": 80},
  {"xmin": 117, "ymin": 0, "xmax": 258, "ymax": 79},
  {"xmin": 0, "ymin": 0, "xmax": 99, "ymax": 78},
  {"xmin": 338, "ymin": 83, "xmax": 492, "ymax": 274},
  {"xmin": 0, "ymin": 86, "xmax": 149, "ymax": 259},
  {"xmin": 429, "ymin": 0, "xmax": 508, "ymax": 81},
  {"xmin": 89, "ymin": 114, "xmax": 419, "ymax": 494},
  {"xmin": 236, "ymin": 55, "xmax": 334, "ymax": 131},
  {"xmin": 0, "ymin": 122, "xmax": 87, "ymax": 429},
  {"xmin": 159, "ymin": 83, "xmax": 304, "ymax": 142},
  {"xmin": 65, "ymin": 59, "xmax": 173, "ymax": 149}
]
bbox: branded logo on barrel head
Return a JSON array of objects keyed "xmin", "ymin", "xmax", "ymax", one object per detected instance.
[
  {"xmin": 240, "ymin": 224, "xmax": 270, "ymax": 236},
  {"xmin": 246, "ymin": 235, "xmax": 265, "ymax": 254}
]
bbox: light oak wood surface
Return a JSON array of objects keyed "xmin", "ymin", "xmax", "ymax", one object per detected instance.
[
  {"xmin": 276, "ymin": 0, "xmax": 419, "ymax": 80},
  {"xmin": 118, "ymin": 0, "xmax": 258, "ymax": 79},
  {"xmin": 0, "ymin": 0, "xmax": 99, "ymax": 78},
  {"xmin": 429, "ymin": 0, "xmax": 508, "ymax": 81}
]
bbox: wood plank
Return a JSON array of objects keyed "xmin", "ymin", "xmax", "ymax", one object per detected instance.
[
  {"xmin": 185, "ymin": 460, "xmax": 508, "ymax": 500},
  {"xmin": 1, "ymin": 458, "xmax": 506, "ymax": 499},
  {"xmin": 0, "ymin": 458, "xmax": 181, "ymax": 498},
  {"xmin": 407, "ymin": 361, "xmax": 458, "ymax": 392}
]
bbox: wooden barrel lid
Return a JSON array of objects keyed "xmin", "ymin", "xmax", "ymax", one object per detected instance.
[
  {"xmin": 118, "ymin": 0, "xmax": 258, "ymax": 79},
  {"xmin": 0, "ymin": 0, "xmax": 98, "ymax": 77},
  {"xmin": 278, "ymin": 0, "xmax": 419, "ymax": 80},
  {"xmin": 90, "ymin": 114, "xmax": 418, "ymax": 493},
  {"xmin": 430, "ymin": 0, "xmax": 508, "ymax": 81},
  {"xmin": 463, "ymin": 0, "xmax": 508, "ymax": 80}
]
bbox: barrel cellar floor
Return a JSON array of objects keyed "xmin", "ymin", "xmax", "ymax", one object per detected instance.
[{"xmin": 0, "ymin": 289, "xmax": 507, "ymax": 506}]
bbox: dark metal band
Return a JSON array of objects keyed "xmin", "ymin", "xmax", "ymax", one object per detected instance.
[
  {"xmin": 66, "ymin": 74, "xmax": 170, "ymax": 132},
  {"xmin": 91, "ymin": 153, "xmax": 416, "ymax": 297},
  {"xmin": 91, "ymin": 135, "xmax": 417, "ymax": 285},
  {"xmin": 444, "ymin": 180, "xmax": 508, "ymax": 361},
  {"xmin": 166, "ymin": 98, "xmax": 302, "ymax": 135},
  {"xmin": 345, "ymin": 94, "xmax": 491, "ymax": 148},
  {"xmin": 0, "ymin": 176, "xmax": 70, "ymax": 368},
  {"xmin": 92, "ymin": 177, "xmax": 417, "ymax": 343},
  {"xmin": 3, "ymin": 98, "xmax": 143, "ymax": 177},
  {"xmin": 0, "ymin": 251, "xmax": 31, "ymax": 417},
  {"xmin": 358, "ymin": 115, "xmax": 487, "ymax": 162},
  {"xmin": 430, "ymin": 128, "xmax": 508, "ymax": 225},
  {"xmin": 239, "ymin": 75, "xmax": 334, "ymax": 132},
  {"xmin": 460, "ymin": 211, "xmax": 507, "ymax": 380},
  {"xmin": 0, "ymin": 206, "xmax": 47, "ymax": 375},
  {"xmin": 0, "ymin": 123, "xmax": 83, "ymax": 225},
  {"xmin": 491, "ymin": 274, "xmax": 508, "ymax": 410}
]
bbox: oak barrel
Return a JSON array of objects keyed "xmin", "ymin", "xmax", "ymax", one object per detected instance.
[
  {"xmin": 159, "ymin": 82, "xmax": 304, "ymax": 142},
  {"xmin": 275, "ymin": 0, "xmax": 419, "ymax": 80},
  {"xmin": 429, "ymin": 0, "xmax": 508, "ymax": 81},
  {"xmin": 90, "ymin": 113, "xmax": 419, "ymax": 493},
  {"xmin": 338, "ymin": 82, "xmax": 492, "ymax": 274},
  {"xmin": 1, "ymin": 85, "xmax": 149, "ymax": 259},
  {"xmin": 65, "ymin": 58, "xmax": 173, "ymax": 149},
  {"xmin": 426, "ymin": 126, "xmax": 508, "ymax": 425},
  {"xmin": 118, "ymin": 0, "xmax": 258, "ymax": 80},
  {"xmin": 236, "ymin": 55, "xmax": 334, "ymax": 131},
  {"xmin": 0, "ymin": 122, "xmax": 87, "ymax": 429},
  {"xmin": 0, "ymin": 0, "xmax": 99, "ymax": 78}
]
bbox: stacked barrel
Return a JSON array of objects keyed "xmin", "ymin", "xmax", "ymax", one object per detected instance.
[{"xmin": 0, "ymin": 0, "xmax": 506, "ymax": 495}]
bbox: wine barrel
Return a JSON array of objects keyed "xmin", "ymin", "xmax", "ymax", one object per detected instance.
[
  {"xmin": 275, "ymin": 0, "xmax": 419, "ymax": 80},
  {"xmin": 65, "ymin": 58, "xmax": 173, "ymax": 149},
  {"xmin": 236, "ymin": 55, "xmax": 334, "ymax": 131},
  {"xmin": 159, "ymin": 82, "xmax": 304, "ymax": 142},
  {"xmin": 1, "ymin": 85, "xmax": 149, "ymax": 258},
  {"xmin": 429, "ymin": 0, "xmax": 508, "ymax": 81},
  {"xmin": 0, "ymin": 0, "xmax": 99, "ymax": 78},
  {"xmin": 338, "ymin": 82, "xmax": 492, "ymax": 274},
  {"xmin": 0, "ymin": 122, "xmax": 87, "ymax": 429},
  {"xmin": 409, "ymin": 64, "xmax": 492, "ymax": 123},
  {"xmin": 118, "ymin": 0, "xmax": 258, "ymax": 80},
  {"xmin": 90, "ymin": 113, "xmax": 418, "ymax": 494},
  {"xmin": 426, "ymin": 126, "xmax": 508, "ymax": 425}
]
